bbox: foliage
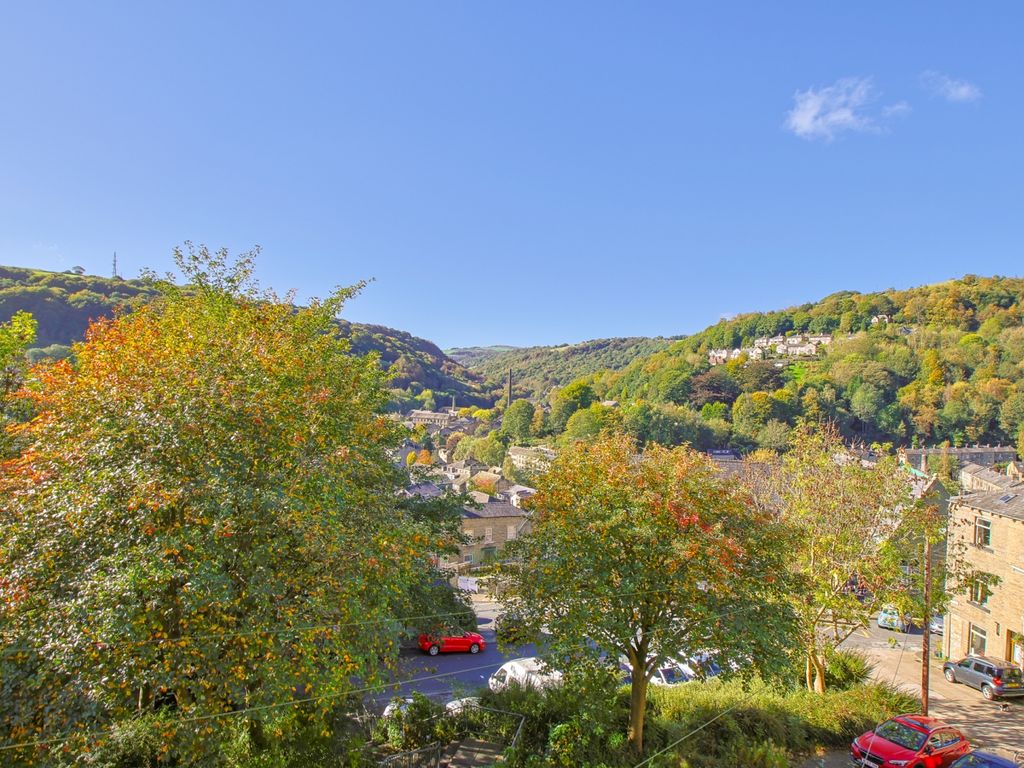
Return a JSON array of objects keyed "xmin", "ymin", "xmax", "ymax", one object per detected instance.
[
  {"xmin": 447, "ymin": 337, "xmax": 676, "ymax": 400},
  {"xmin": 502, "ymin": 399, "xmax": 536, "ymax": 441},
  {"xmin": 740, "ymin": 426, "xmax": 916, "ymax": 692},
  {"xmin": 0, "ymin": 263, "xmax": 493, "ymax": 411},
  {"xmin": 0, "ymin": 310, "xmax": 37, "ymax": 457},
  {"xmin": 570, "ymin": 275, "xmax": 1024, "ymax": 452},
  {"xmin": 500, "ymin": 433, "xmax": 796, "ymax": 752},
  {"xmin": 479, "ymin": 676, "xmax": 916, "ymax": 768},
  {"xmin": 0, "ymin": 247, "xmax": 462, "ymax": 765}
]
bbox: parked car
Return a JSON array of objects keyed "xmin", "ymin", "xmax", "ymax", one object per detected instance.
[
  {"xmin": 488, "ymin": 657, "xmax": 563, "ymax": 692},
  {"xmin": 950, "ymin": 751, "xmax": 1018, "ymax": 768},
  {"xmin": 929, "ymin": 615, "xmax": 944, "ymax": 635},
  {"xmin": 850, "ymin": 714, "xmax": 970, "ymax": 767},
  {"xmin": 877, "ymin": 605, "xmax": 912, "ymax": 633},
  {"xmin": 382, "ymin": 697, "xmax": 414, "ymax": 719},
  {"xmin": 444, "ymin": 696, "xmax": 480, "ymax": 714},
  {"xmin": 418, "ymin": 631, "xmax": 486, "ymax": 656},
  {"xmin": 942, "ymin": 655, "xmax": 1024, "ymax": 700},
  {"xmin": 618, "ymin": 653, "xmax": 723, "ymax": 686}
]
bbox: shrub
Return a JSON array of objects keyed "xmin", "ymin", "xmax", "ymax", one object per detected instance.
[{"xmin": 825, "ymin": 649, "xmax": 874, "ymax": 690}]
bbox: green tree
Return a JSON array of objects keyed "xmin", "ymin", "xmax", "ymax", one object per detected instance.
[
  {"xmin": 501, "ymin": 434, "xmax": 796, "ymax": 753},
  {"xmin": 742, "ymin": 427, "xmax": 914, "ymax": 693},
  {"xmin": 501, "ymin": 399, "xmax": 535, "ymax": 442},
  {"xmin": 0, "ymin": 310, "xmax": 37, "ymax": 456},
  {"xmin": 0, "ymin": 247, "xmax": 456, "ymax": 763},
  {"xmin": 850, "ymin": 383, "xmax": 885, "ymax": 429},
  {"xmin": 548, "ymin": 380, "xmax": 596, "ymax": 433},
  {"xmin": 999, "ymin": 390, "xmax": 1024, "ymax": 438}
]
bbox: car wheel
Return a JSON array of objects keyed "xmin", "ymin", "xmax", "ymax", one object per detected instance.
[
  {"xmin": 428, "ymin": 645, "xmax": 440, "ymax": 656},
  {"xmin": 981, "ymin": 684, "xmax": 995, "ymax": 700},
  {"xmin": 944, "ymin": 668, "xmax": 957, "ymax": 683},
  {"xmin": 469, "ymin": 643, "xmax": 480, "ymax": 654}
]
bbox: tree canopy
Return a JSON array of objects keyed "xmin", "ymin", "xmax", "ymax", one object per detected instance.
[
  {"xmin": 0, "ymin": 247, "xmax": 460, "ymax": 764},
  {"xmin": 500, "ymin": 433, "xmax": 796, "ymax": 753}
]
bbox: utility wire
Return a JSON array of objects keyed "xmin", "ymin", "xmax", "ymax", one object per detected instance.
[
  {"xmin": 0, "ymin": 600, "xmax": 757, "ymax": 754},
  {"xmin": 0, "ymin": 585, "xmax": 709, "ymax": 656}
]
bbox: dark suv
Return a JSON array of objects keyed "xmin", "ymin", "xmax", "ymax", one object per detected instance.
[{"xmin": 942, "ymin": 654, "xmax": 1024, "ymax": 700}]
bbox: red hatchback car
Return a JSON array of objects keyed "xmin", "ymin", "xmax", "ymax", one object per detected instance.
[
  {"xmin": 850, "ymin": 715, "xmax": 970, "ymax": 767},
  {"xmin": 418, "ymin": 631, "xmax": 486, "ymax": 656}
]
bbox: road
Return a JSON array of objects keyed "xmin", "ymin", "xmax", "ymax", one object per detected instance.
[
  {"xmin": 375, "ymin": 597, "xmax": 1024, "ymax": 763},
  {"xmin": 368, "ymin": 593, "xmax": 538, "ymax": 712}
]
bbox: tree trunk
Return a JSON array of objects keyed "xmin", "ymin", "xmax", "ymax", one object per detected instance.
[
  {"xmin": 628, "ymin": 663, "xmax": 649, "ymax": 753},
  {"xmin": 806, "ymin": 648, "xmax": 827, "ymax": 693},
  {"xmin": 812, "ymin": 653, "xmax": 827, "ymax": 694}
]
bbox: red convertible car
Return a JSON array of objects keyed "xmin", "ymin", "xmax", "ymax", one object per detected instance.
[
  {"xmin": 418, "ymin": 631, "xmax": 486, "ymax": 656},
  {"xmin": 850, "ymin": 714, "xmax": 970, "ymax": 767}
]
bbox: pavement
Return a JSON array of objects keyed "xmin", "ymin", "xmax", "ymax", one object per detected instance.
[{"xmin": 801, "ymin": 621, "xmax": 1024, "ymax": 767}]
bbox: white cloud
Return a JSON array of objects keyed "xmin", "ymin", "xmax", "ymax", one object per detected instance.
[
  {"xmin": 883, "ymin": 100, "xmax": 912, "ymax": 118},
  {"xmin": 920, "ymin": 70, "xmax": 981, "ymax": 103},
  {"xmin": 785, "ymin": 77, "xmax": 877, "ymax": 141}
]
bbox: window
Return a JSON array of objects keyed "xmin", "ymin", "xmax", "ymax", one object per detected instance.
[
  {"xmin": 483, "ymin": 527, "xmax": 493, "ymax": 544},
  {"xmin": 463, "ymin": 553, "xmax": 474, "ymax": 564},
  {"xmin": 974, "ymin": 517, "xmax": 992, "ymax": 547},
  {"xmin": 969, "ymin": 624, "xmax": 987, "ymax": 655},
  {"xmin": 970, "ymin": 575, "xmax": 991, "ymax": 606},
  {"xmin": 507, "ymin": 524, "xmax": 517, "ymax": 541}
]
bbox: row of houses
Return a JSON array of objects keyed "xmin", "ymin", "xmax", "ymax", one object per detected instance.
[{"xmin": 707, "ymin": 334, "xmax": 835, "ymax": 366}]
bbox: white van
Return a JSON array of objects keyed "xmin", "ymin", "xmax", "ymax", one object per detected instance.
[{"xmin": 488, "ymin": 657, "xmax": 563, "ymax": 692}]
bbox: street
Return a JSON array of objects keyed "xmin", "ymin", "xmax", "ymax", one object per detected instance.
[
  {"xmin": 802, "ymin": 618, "xmax": 1023, "ymax": 766},
  {"xmin": 372, "ymin": 596, "xmax": 1024, "ymax": 764},
  {"xmin": 369, "ymin": 593, "xmax": 538, "ymax": 712}
]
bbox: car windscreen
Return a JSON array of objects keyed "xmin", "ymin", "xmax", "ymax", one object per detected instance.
[
  {"xmin": 660, "ymin": 665, "xmax": 691, "ymax": 684},
  {"xmin": 951, "ymin": 756, "xmax": 1000, "ymax": 767},
  {"xmin": 1000, "ymin": 667, "xmax": 1023, "ymax": 682},
  {"xmin": 875, "ymin": 720, "xmax": 927, "ymax": 751}
]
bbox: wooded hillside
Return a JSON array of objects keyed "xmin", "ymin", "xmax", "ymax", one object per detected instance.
[{"xmin": 0, "ymin": 265, "xmax": 493, "ymax": 408}]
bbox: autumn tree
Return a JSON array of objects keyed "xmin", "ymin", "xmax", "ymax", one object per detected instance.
[
  {"xmin": 0, "ymin": 246, "xmax": 459, "ymax": 764},
  {"xmin": 500, "ymin": 433, "xmax": 795, "ymax": 753},
  {"xmin": 741, "ymin": 426, "xmax": 914, "ymax": 693}
]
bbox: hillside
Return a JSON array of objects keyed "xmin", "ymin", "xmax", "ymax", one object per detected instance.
[
  {"xmin": 451, "ymin": 336, "xmax": 676, "ymax": 398},
  {"xmin": 0, "ymin": 265, "xmax": 492, "ymax": 409},
  {"xmin": 444, "ymin": 345, "xmax": 520, "ymax": 368},
  {"xmin": 524, "ymin": 276, "xmax": 1024, "ymax": 457}
]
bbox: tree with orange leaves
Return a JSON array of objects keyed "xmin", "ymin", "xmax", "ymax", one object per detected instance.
[
  {"xmin": 499, "ymin": 432, "xmax": 796, "ymax": 754},
  {"xmin": 0, "ymin": 245, "xmax": 462, "ymax": 764}
]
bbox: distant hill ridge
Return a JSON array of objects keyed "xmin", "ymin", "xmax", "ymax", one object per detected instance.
[
  {"xmin": 448, "ymin": 336, "xmax": 677, "ymax": 397},
  {"xmin": 0, "ymin": 265, "xmax": 492, "ymax": 408}
]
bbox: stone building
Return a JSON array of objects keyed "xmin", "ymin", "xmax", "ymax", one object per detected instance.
[
  {"xmin": 944, "ymin": 488, "xmax": 1024, "ymax": 667},
  {"xmin": 441, "ymin": 498, "xmax": 531, "ymax": 568}
]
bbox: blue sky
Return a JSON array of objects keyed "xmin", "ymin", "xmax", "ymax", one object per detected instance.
[{"xmin": 1, "ymin": 3, "xmax": 1020, "ymax": 348}]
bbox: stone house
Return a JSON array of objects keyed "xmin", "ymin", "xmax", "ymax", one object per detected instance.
[
  {"xmin": 944, "ymin": 489, "xmax": 1024, "ymax": 667},
  {"xmin": 960, "ymin": 462, "xmax": 1024, "ymax": 495},
  {"xmin": 441, "ymin": 498, "xmax": 531, "ymax": 567},
  {"xmin": 507, "ymin": 446, "xmax": 557, "ymax": 473}
]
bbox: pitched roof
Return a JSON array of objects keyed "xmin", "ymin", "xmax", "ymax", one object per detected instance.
[
  {"xmin": 954, "ymin": 489, "xmax": 1024, "ymax": 521},
  {"xmin": 462, "ymin": 500, "xmax": 527, "ymax": 519}
]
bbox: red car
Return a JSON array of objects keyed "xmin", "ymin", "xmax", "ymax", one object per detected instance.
[
  {"xmin": 850, "ymin": 714, "xmax": 970, "ymax": 767},
  {"xmin": 418, "ymin": 631, "xmax": 486, "ymax": 656}
]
